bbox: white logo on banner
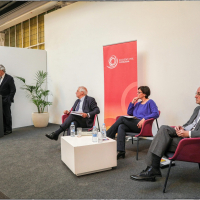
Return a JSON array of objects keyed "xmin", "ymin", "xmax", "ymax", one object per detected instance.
[
  {"xmin": 107, "ymin": 55, "xmax": 118, "ymax": 69},
  {"xmin": 107, "ymin": 55, "xmax": 134, "ymax": 69},
  {"xmin": 119, "ymin": 57, "xmax": 134, "ymax": 63}
]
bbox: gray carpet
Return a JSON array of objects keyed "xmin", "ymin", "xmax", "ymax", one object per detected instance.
[{"xmin": 0, "ymin": 123, "xmax": 200, "ymax": 199}]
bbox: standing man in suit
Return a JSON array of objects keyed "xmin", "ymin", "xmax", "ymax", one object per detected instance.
[
  {"xmin": 0, "ymin": 64, "xmax": 16, "ymax": 135},
  {"xmin": 130, "ymin": 87, "xmax": 200, "ymax": 181},
  {"xmin": 46, "ymin": 86, "xmax": 100, "ymax": 141}
]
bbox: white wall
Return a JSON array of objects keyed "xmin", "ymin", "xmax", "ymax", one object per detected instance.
[
  {"xmin": 45, "ymin": 1, "xmax": 200, "ymax": 134},
  {"xmin": 0, "ymin": 46, "xmax": 46, "ymax": 128}
]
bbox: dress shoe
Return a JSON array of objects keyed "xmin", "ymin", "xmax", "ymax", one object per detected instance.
[
  {"xmin": 141, "ymin": 166, "xmax": 151, "ymax": 173},
  {"xmin": 130, "ymin": 166, "xmax": 162, "ymax": 181},
  {"xmin": 45, "ymin": 132, "xmax": 58, "ymax": 141},
  {"xmin": 4, "ymin": 131, "xmax": 12, "ymax": 135},
  {"xmin": 117, "ymin": 151, "xmax": 125, "ymax": 160}
]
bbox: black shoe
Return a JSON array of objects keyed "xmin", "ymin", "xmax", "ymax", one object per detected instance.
[
  {"xmin": 130, "ymin": 166, "xmax": 162, "ymax": 181},
  {"xmin": 117, "ymin": 151, "xmax": 125, "ymax": 160},
  {"xmin": 130, "ymin": 166, "xmax": 150, "ymax": 178},
  {"xmin": 141, "ymin": 166, "xmax": 151, "ymax": 173},
  {"xmin": 142, "ymin": 166, "xmax": 162, "ymax": 177},
  {"xmin": 45, "ymin": 132, "xmax": 58, "ymax": 141},
  {"xmin": 4, "ymin": 131, "xmax": 12, "ymax": 135}
]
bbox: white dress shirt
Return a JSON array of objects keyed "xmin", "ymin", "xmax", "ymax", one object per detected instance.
[
  {"xmin": 75, "ymin": 96, "xmax": 90, "ymax": 118},
  {"xmin": 0, "ymin": 73, "xmax": 5, "ymax": 85}
]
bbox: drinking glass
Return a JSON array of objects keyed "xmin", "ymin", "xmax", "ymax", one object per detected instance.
[{"xmin": 77, "ymin": 127, "xmax": 82, "ymax": 137}]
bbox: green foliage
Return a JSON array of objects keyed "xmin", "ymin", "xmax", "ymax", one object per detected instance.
[{"xmin": 15, "ymin": 71, "xmax": 52, "ymax": 113}]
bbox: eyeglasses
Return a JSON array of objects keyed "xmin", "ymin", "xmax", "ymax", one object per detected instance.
[
  {"xmin": 137, "ymin": 92, "xmax": 143, "ymax": 94},
  {"xmin": 195, "ymin": 93, "xmax": 200, "ymax": 96}
]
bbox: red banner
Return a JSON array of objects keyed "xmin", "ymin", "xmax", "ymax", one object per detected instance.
[{"xmin": 103, "ymin": 41, "xmax": 137, "ymax": 128}]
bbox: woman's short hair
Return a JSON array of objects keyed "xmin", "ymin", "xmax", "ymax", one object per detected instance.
[{"xmin": 138, "ymin": 86, "xmax": 150, "ymax": 99}]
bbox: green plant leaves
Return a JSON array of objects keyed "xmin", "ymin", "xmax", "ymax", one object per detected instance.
[
  {"xmin": 15, "ymin": 76, "xmax": 26, "ymax": 83},
  {"xmin": 15, "ymin": 70, "xmax": 52, "ymax": 113}
]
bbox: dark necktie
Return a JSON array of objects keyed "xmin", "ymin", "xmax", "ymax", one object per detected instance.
[{"xmin": 75, "ymin": 100, "xmax": 80, "ymax": 111}]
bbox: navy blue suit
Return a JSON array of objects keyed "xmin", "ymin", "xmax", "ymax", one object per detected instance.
[{"xmin": 0, "ymin": 74, "xmax": 16, "ymax": 132}]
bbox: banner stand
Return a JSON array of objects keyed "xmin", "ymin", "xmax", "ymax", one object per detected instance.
[
  {"xmin": 103, "ymin": 40, "xmax": 137, "ymax": 128},
  {"xmin": 0, "ymin": 95, "xmax": 4, "ymax": 138}
]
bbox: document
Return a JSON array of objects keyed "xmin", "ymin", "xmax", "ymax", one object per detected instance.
[
  {"xmin": 70, "ymin": 111, "xmax": 82, "ymax": 116},
  {"xmin": 160, "ymin": 157, "xmax": 175, "ymax": 168},
  {"xmin": 123, "ymin": 115, "xmax": 136, "ymax": 118}
]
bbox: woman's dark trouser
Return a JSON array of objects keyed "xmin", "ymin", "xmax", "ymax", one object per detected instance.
[{"xmin": 107, "ymin": 116, "xmax": 141, "ymax": 152}]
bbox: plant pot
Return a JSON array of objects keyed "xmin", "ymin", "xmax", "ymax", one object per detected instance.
[{"xmin": 32, "ymin": 112, "xmax": 49, "ymax": 127}]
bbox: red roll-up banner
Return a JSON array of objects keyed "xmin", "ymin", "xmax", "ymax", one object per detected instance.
[{"xmin": 103, "ymin": 41, "xmax": 137, "ymax": 129}]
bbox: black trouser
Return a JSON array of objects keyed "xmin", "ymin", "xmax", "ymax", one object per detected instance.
[
  {"xmin": 55, "ymin": 114, "xmax": 88, "ymax": 136},
  {"xmin": 145, "ymin": 125, "xmax": 183, "ymax": 166},
  {"xmin": 2, "ymin": 101, "xmax": 12, "ymax": 132},
  {"xmin": 107, "ymin": 116, "xmax": 141, "ymax": 152}
]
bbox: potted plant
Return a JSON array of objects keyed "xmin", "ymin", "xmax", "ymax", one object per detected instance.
[{"xmin": 15, "ymin": 71, "xmax": 52, "ymax": 127}]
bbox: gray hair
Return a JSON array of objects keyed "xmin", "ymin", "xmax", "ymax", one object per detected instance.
[
  {"xmin": 0, "ymin": 64, "xmax": 6, "ymax": 72},
  {"xmin": 78, "ymin": 86, "xmax": 88, "ymax": 95}
]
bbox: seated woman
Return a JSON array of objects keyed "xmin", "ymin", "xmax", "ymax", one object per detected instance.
[{"xmin": 107, "ymin": 86, "xmax": 159, "ymax": 159}]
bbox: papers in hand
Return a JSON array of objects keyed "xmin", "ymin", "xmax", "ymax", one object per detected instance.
[
  {"xmin": 71, "ymin": 111, "xmax": 82, "ymax": 116},
  {"xmin": 123, "ymin": 115, "xmax": 136, "ymax": 118}
]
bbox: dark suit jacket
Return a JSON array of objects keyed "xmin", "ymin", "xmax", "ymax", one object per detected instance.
[
  {"xmin": 72, "ymin": 95, "xmax": 100, "ymax": 128},
  {"xmin": 183, "ymin": 106, "xmax": 200, "ymax": 138},
  {"xmin": 0, "ymin": 74, "xmax": 16, "ymax": 103}
]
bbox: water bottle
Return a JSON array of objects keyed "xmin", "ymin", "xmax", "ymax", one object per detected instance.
[
  {"xmin": 102, "ymin": 123, "xmax": 107, "ymax": 139},
  {"xmin": 70, "ymin": 122, "xmax": 75, "ymax": 137},
  {"xmin": 92, "ymin": 126, "xmax": 98, "ymax": 143},
  {"xmin": 98, "ymin": 131, "xmax": 103, "ymax": 143}
]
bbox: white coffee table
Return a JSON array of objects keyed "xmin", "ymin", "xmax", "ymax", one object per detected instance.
[{"xmin": 61, "ymin": 135, "xmax": 117, "ymax": 176}]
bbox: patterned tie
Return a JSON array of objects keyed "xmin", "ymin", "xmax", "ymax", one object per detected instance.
[
  {"xmin": 184, "ymin": 110, "xmax": 200, "ymax": 131},
  {"xmin": 75, "ymin": 99, "xmax": 80, "ymax": 111}
]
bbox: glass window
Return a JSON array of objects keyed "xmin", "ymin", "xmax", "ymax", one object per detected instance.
[
  {"xmin": 23, "ymin": 20, "xmax": 29, "ymax": 48},
  {"xmin": 38, "ymin": 44, "xmax": 45, "ymax": 50},
  {"xmin": 16, "ymin": 24, "xmax": 22, "ymax": 48},
  {"xmin": 38, "ymin": 13, "xmax": 45, "ymax": 43},
  {"xmin": 10, "ymin": 26, "xmax": 15, "ymax": 47},
  {"xmin": 30, "ymin": 17, "xmax": 37, "ymax": 46},
  {"xmin": 5, "ymin": 29, "xmax": 9, "ymax": 46},
  {"xmin": 31, "ymin": 46, "xmax": 38, "ymax": 49},
  {"xmin": 3, "ymin": 11, "xmax": 48, "ymax": 49}
]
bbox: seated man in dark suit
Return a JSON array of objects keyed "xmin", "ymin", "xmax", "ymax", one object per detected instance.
[
  {"xmin": 130, "ymin": 87, "xmax": 200, "ymax": 181},
  {"xmin": 0, "ymin": 64, "xmax": 16, "ymax": 135},
  {"xmin": 46, "ymin": 86, "xmax": 100, "ymax": 141}
]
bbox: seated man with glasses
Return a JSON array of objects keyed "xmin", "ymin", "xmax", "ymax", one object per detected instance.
[{"xmin": 130, "ymin": 87, "xmax": 200, "ymax": 182}]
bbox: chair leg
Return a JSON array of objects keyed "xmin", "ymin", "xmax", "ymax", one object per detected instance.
[
  {"xmin": 156, "ymin": 119, "xmax": 159, "ymax": 131},
  {"xmin": 136, "ymin": 137, "xmax": 139, "ymax": 160},
  {"xmin": 198, "ymin": 163, "xmax": 200, "ymax": 169},
  {"xmin": 163, "ymin": 160, "xmax": 173, "ymax": 193},
  {"xmin": 97, "ymin": 115, "xmax": 100, "ymax": 132}
]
